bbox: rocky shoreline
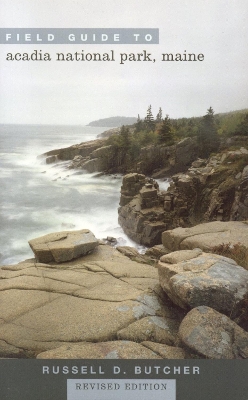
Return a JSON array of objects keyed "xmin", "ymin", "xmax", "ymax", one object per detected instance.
[
  {"xmin": 0, "ymin": 222, "xmax": 247, "ymax": 359},
  {"xmin": 1, "ymin": 130, "xmax": 248, "ymax": 359},
  {"xmin": 41, "ymin": 134, "xmax": 199, "ymax": 176}
]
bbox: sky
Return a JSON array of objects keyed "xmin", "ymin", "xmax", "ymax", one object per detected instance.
[{"xmin": 0, "ymin": 0, "xmax": 247, "ymax": 125}]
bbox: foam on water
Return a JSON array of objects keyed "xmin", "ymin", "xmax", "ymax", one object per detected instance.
[{"xmin": 0, "ymin": 124, "xmax": 146, "ymax": 265}]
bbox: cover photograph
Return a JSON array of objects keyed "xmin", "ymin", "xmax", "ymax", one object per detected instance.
[{"xmin": 0, "ymin": 0, "xmax": 247, "ymax": 399}]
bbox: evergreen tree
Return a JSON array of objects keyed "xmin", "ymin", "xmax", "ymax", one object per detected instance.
[
  {"xmin": 156, "ymin": 107, "xmax": 163, "ymax": 122},
  {"xmin": 134, "ymin": 114, "xmax": 143, "ymax": 133},
  {"xmin": 120, "ymin": 125, "xmax": 130, "ymax": 148},
  {"xmin": 144, "ymin": 105, "xmax": 155, "ymax": 131},
  {"xmin": 157, "ymin": 115, "xmax": 175, "ymax": 145},
  {"xmin": 119, "ymin": 125, "xmax": 131, "ymax": 165},
  {"xmin": 197, "ymin": 107, "xmax": 220, "ymax": 157},
  {"xmin": 235, "ymin": 113, "xmax": 248, "ymax": 136}
]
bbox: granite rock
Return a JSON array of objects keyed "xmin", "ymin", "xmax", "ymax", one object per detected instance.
[
  {"xmin": 179, "ymin": 306, "xmax": 248, "ymax": 359},
  {"xmin": 29, "ymin": 229, "xmax": 99, "ymax": 263},
  {"xmin": 158, "ymin": 250, "xmax": 248, "ymax": 318},
  {"xmin": 0, "ymin": 244, "xmax": 181, "ymax": 358}
]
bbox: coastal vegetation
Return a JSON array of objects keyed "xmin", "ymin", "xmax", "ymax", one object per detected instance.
[
  {"xmin": 103, "ymin": 106, "xmax": 248, "ymax": 172},
  {"xmin": 212, "ymin": 242, "xmax": 248, "ymax": 271}
]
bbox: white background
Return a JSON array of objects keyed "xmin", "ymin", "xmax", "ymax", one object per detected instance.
[{"xmin": 0, "ymin": 0, "xmax": 247, "ymax": 124}]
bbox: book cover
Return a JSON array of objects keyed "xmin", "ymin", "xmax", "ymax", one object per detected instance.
[{"xmin": 0, "ymin": 0, "xmax": 247, "ymax": 399}]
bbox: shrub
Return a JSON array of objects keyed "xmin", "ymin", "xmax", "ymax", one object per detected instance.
[{"xmin": 212, "ymin": 242, "xmax": 248, "ymax": 270}]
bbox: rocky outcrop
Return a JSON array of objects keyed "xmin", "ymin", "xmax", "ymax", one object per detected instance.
[
  {"xmin": 118, "ymin": 144, "xmax": 248, "ymax": 246},
  {"xmin": 41, "ymin": 138, "xmax": 116, "ymax": 173},
  {"xmin": 119, "ymin": 173, "xmax": 147, "ymax": 206},
  {"xmin": 137, "ymin": 137, "xmax": 199, "ymax": 177},
  {"xmin": 43, "ymin": 139, "xmax": 107, "ymax": 161},
  {"xmin": 65, "ymin": 144, "xmax": 115, "ymax": 172},
  {"xmin": 28, "ymin": 229, "xmax": 99, "ymax": 263},
  {"xmin": 118, "ymin": 174, "xmax": 167, "ymax": 246},
  {"xmin": 163, "ymin": 148, "xmax": 248, "ymax": 227}
]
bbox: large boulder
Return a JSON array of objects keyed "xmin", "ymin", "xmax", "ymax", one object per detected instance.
[
  {"xmin": 178, "ymin": 306, "xmax": 248, "ymax": 359},
  {"xmin": 29, "ymin": 229, "xmax": 99, "ymax": 263},
  {"xmin": 158, "ymin": 250, "xmax": 248, "ymax": 318}
]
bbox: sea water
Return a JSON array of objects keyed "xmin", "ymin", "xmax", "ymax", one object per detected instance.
[{"xmin": 0, "ymin": 124, "xmax": 169, "ymax": 265}]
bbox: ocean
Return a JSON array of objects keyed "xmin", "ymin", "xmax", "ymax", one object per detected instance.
[{"xmin": 0, "ymin": 124, "xmax": 170, "ymax": 265}]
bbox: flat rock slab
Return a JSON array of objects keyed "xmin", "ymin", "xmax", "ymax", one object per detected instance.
[
  {"xmin": 179, "ymin": 306, "xmax": 248, "ymax": 359},
  {"xmin": 0, "ymin": 245, "xmax": 180, "ymax": 358},
  {"xmin": 158, "ymin": 250, "xmax": 248, "ymax": 317},
  {"xmin": 37, "ymin": 340, "xmax": 162, "ymax": 359},
  {"xmin": 29, "ymin": 229, "xmax": 99, "ymax": 263},
  {"xmin": 162, "ymin": 221, "xmax": 248, "ymax": 252}
]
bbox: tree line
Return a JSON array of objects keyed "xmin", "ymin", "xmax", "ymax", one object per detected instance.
[{"xmin": 103, "ymin": 105, "xmax": 248, "ymax": 172}]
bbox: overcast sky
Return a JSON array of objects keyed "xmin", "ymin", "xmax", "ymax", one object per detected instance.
[{"xmin": 0, "ymin": 0, "xmax": 247, "ymax": 125}]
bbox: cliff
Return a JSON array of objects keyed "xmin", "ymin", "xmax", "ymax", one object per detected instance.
[
  {"xmin": 137, "ymin": 137, "xmax": 199, "ymax": 177},
  {"xmin": 118, "ymin": 146, "xmax": 248, "ymax": 246}
]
